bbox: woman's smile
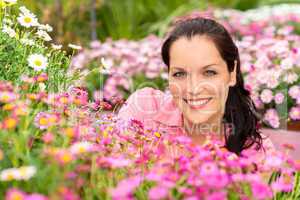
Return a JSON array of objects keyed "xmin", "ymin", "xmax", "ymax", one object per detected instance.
[{"xmin": 183, "ymin": 97, "xmax": 213, "ymax": 109}]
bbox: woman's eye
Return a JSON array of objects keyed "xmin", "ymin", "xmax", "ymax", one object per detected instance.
[
  {"xmin": 172, "ymin": 72, "xmax": 186, "ymax": 78},
  {"xmin": 204, "ymin": 70, "xmax": 217, "ymax": 76}
]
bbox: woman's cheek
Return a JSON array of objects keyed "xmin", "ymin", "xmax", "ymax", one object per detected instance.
[
  {"xmin": 169, "ymin": 81, "xmax": 184, "ymax": 99},
  {"xmin": 216, "ymin": 82, "xmax": 230, "ymax": 112}
]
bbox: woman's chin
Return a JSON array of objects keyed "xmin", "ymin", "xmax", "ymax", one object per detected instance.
[{"xmin": 185, "ymin": 115, "xmax": 211, "ymax": 125}]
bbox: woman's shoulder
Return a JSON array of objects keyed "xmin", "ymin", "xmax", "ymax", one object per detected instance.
[{"xmin": 117, "ymin": 87, "xmax": 165, "ymax": 121}]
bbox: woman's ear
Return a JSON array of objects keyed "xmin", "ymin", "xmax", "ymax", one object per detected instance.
[{"xmin": 229, "ymin": 60, "xmax": 237, "ymax": 87}]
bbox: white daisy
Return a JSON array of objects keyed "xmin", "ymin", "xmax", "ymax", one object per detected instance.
[
  {"xmin": 3, "ymin": 18, "xmax": 13, "ymax": 25},
  {"xmin": 17, "ymin": 12, "xmax": 39, "ymax": 28},
  {"xmin": 51, "ymin": 44, "xmax": 62, "ymax": 50},
  {"xmin": 36, "ymin": 30, "xmax": 52, "ymax": 41},
  {"xmin": 68, "ymin": 43, "xmax": 82, "ymax": 50},
  {"xmin": 18, "ymin": 166, "xmax": 36, "ymax": 180},
  {"xmin": 0, "ymin": 166, "xmax": 36, "ymax": 181},
  {"xmin": 19, "ymin": 6, "xmax": 31, "ymax": 15},
  {"xmin": 27, "ymin": 54, "xmax": 48, "ymax": 71},
  {"xmin": 100, "ymin": 57, "xmax": 112, "ymax": 74},
  {"xmin": 20, "ymin": 38, "xmax": 35, "ymax": 46},
  {"xmin": 2, "ymin": 25, "xmax": 16, "ymax": 38},
  {"xmin": 38, "ymin": 24, "xmax": 53, "ymax": 32},
  {"xmin": 0, "ymin": 168, "xmax": 20, "ymax": 181}
]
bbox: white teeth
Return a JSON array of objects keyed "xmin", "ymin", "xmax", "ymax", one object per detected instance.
[{"xmin": 186, "ymin": 98, "xmax": 210, "ymax": 106}]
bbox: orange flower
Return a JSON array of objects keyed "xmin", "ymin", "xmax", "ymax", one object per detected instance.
[
  {"xmin": 2, "ymin": 117, "xmax": 18, "ymax": 129},
  {"xmin": 57, "ymin": 150, "xmax": 74, "ymax": 164}
]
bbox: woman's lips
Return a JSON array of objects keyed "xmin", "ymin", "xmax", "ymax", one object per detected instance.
[{"xmin": 183, "ymin": 97, "xmax": 212, "ymax": 109}]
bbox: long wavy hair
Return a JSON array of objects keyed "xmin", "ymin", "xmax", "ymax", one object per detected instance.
[{"xmin": 161, "ymin": 17, "xmax": 265, "ymax": 155}]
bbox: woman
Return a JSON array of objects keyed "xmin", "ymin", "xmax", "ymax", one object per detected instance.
[{"xmin": 117, "ymin": 17, "xmax": 275, "ymax": 158}]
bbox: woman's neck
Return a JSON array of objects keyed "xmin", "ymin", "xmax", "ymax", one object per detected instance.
[{"xmin": 182, "ymin": 116, "xmax": 224, "ymax": 146}]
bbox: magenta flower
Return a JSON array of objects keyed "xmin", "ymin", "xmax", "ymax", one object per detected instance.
[
  {"xmin": 251, "ymin": 181, "xmax": 273, "ymax": 200},
  {"xmin": 199, "ymin": 162, "xmax": 219, "ymax": 176},
  {"xmin": 5, "ymin": 188, "xmax": 26, "ymax": 200}
]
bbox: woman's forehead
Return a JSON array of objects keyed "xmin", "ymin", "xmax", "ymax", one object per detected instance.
[{"xmin": 169, "ymin": 36, "xmax": 223, "ymax": 64}]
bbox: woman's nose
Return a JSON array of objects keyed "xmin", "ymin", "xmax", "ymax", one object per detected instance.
[{"xmin": 186, "ymin": 75, "xmax": 205, "ymax": 95}]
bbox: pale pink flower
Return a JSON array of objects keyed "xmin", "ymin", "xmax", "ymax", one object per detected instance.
[
  {"xmin": 280, "ymin": 57, "xmax": 294, "ymax": 70},
  {"xmin": 264, "ymin": 154, "xmax": 283, "ymax": 170},
  {"xmin": 283, "ymin": 72, "xmax": 298, "ymax": 84},
  {"xmin": 260, "ymin": 89, "xmax": 273, "ymax": 103},
  {"xmin": 264, "ymin": 109, "xmax": 280, "ymax": 128},
  {"xmin": 42, "ymin": 132, "xmax": 54, "ymax": 144},
  {"xmin": 274, "ymin": 92, "xmax": 285, "ymax": 104},
  {"xmin": 289, "ymin": 106, "xmax": 300, "ymax": 120},
  {"xmin": 288, "ymin": 85, "xmax": 300, "ymax": 99}
]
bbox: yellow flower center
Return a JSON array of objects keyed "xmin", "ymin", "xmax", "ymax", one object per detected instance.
[
  {"xmin": 61, "ymin": 153, "xmax": 72, "ymax": 163},
  {"xmin": 5, "ymin": 118, "xmax": 17, "ymax": 129},
  {"xmin": 34, "ymin": 60, "xmax": 42, "ymax": 67},
  {"xmin": 0, "ymin": 93, "xmax": 10, "ymax": 102},
  {"xmin": 48, "ymin": 116, "xmax": 57, "ymax": 123},
  {"xmin": 24, "ymin": 16, "xmax": 32, "ymax": 23},
  {"xmin": 3, "ymin": 103, "xmax": 14, "ymax": 111},
  {"xmin": 78, "ymin": 146, "xmax": 86, "ymax": 153},
  {"xmin": 6, "ymin": 172, "xmax": 15, "ymax": 181},
  {"xmin": 102, "ymin": 130, "xmax": 108, "ymax": 138},
  {"xmin": 39, "ymin": 117, "xmax": 48, "ymax": 126},
  {"xmin": 11, "ymin": 193, "xmax": 25, "ymax": 200},
  {"xmin": 59, "ymin": 97, "xmax": 68, "ymax": 104},
  {"xmin": 64, "ymin": 127, "xmax": 75, "ymax": 138}
]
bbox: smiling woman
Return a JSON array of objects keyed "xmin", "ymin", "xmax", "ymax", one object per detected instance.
[{"xmin": 117, "ymin": 17, "xmax": 275, "ymax": 157}]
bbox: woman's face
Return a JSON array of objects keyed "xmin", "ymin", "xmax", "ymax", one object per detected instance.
[{"xmin": 168, "ymin": 35, "xmax": 236, "ymax": 127}]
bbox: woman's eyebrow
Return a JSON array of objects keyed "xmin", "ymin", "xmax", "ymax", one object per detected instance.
[
  {"xmin": 171, "ymin": 64, "xmax": 217, "ymax": 71},
  {"xmin": 201, "ymin": 64, "xmax": 217, "ymax": 69}
]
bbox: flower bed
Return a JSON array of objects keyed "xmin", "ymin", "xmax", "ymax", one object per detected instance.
[{"xmin": 1, "ymin": 2, "xmax": 300, "ymax": 199}]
